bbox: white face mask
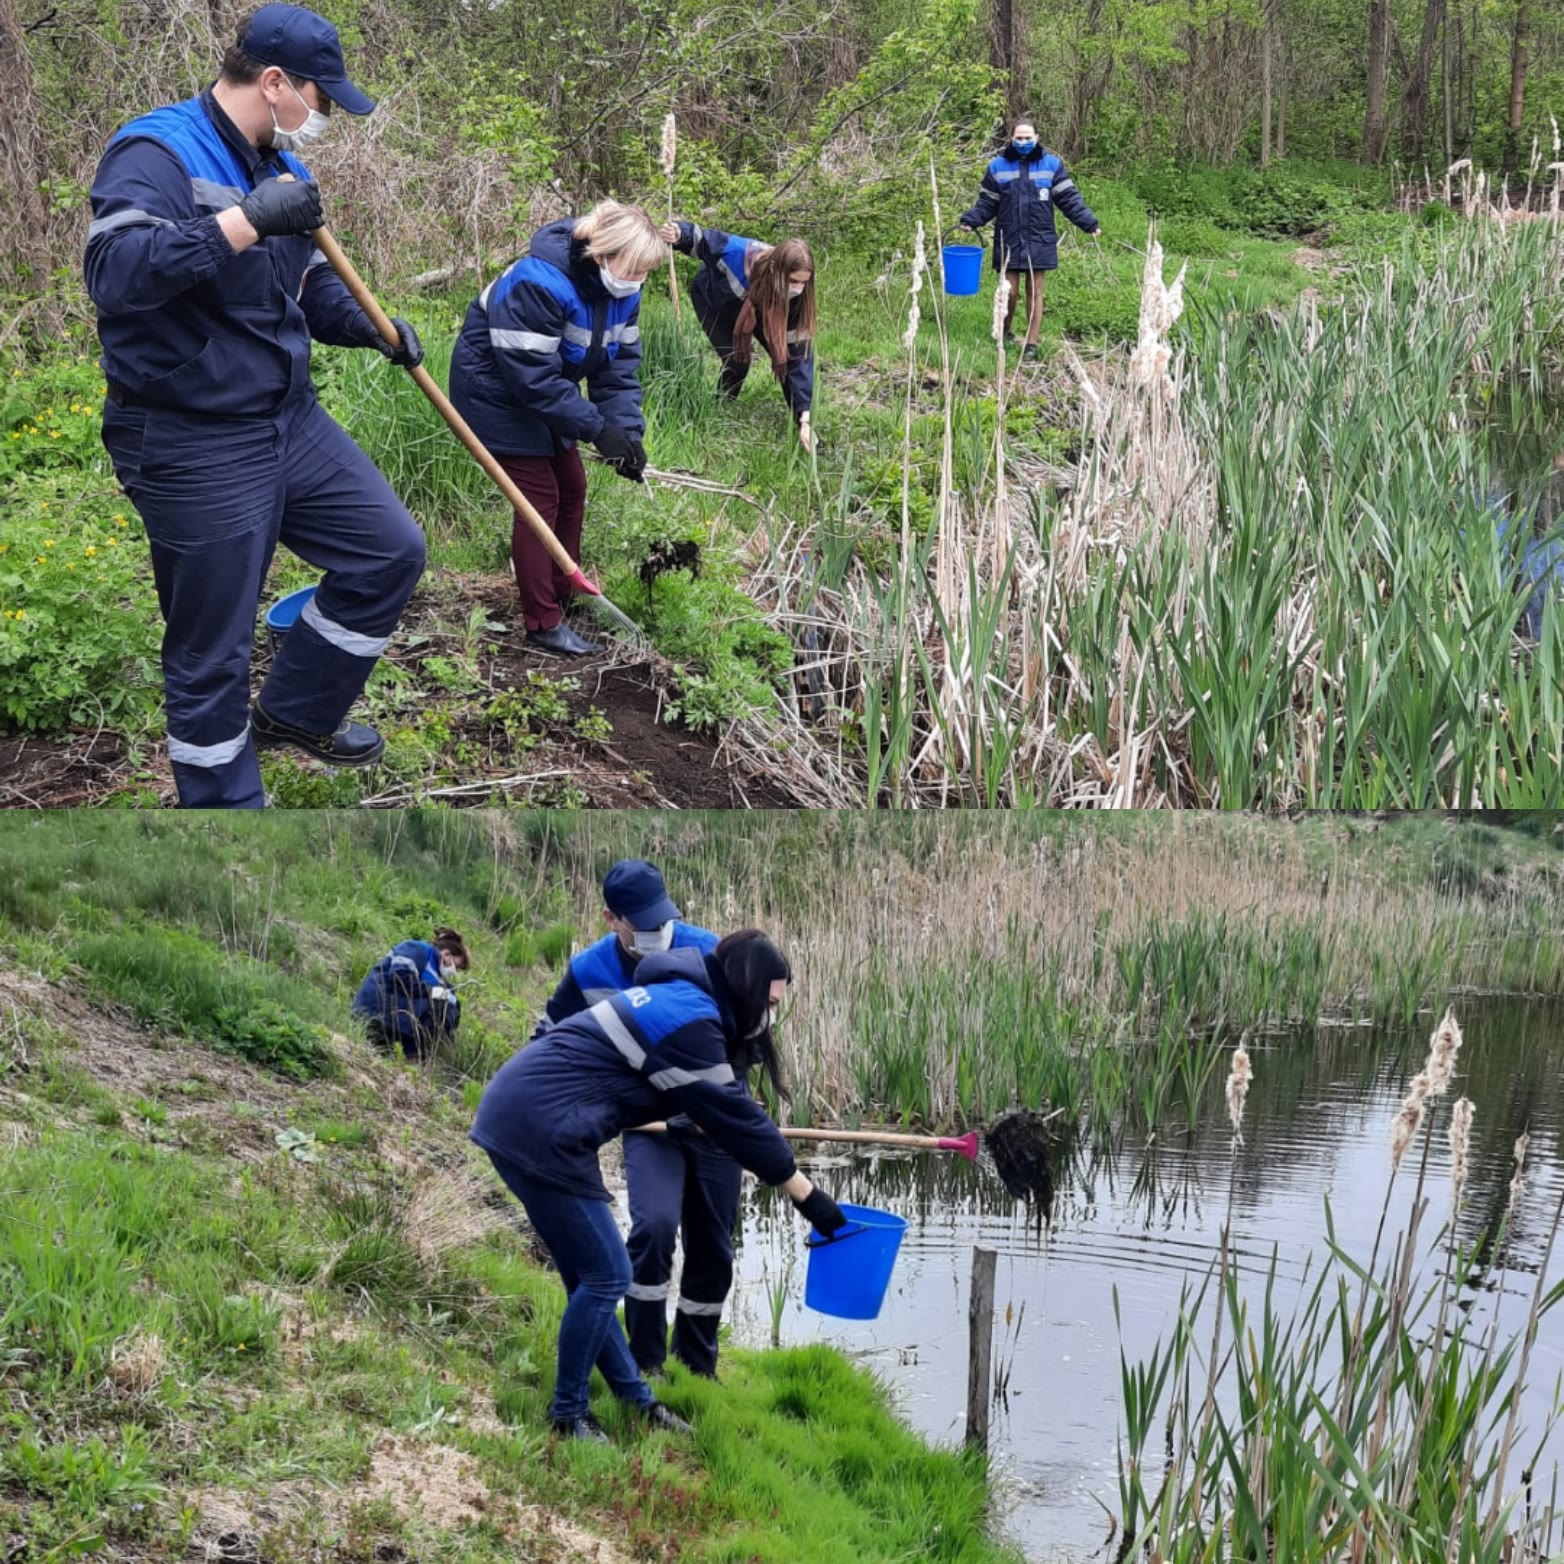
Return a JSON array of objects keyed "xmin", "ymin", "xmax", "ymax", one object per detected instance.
[
  {"xmin": 745, "ymin": 1001, "xmax": 780, "ymax": 1038},
  {"xmin": 269, "ymin": 79, "xmax": 330, "ymax": 152},
  {"xmin": 788, "ymin": 284, "xmax": 806, "ymax": 299},
  {"xmin": 440, "ymin": 962, "xmax": 458, "ymax": 984},
  {"xmin": 631, "ymin": 921, "xmax": 675, "ymax": 955},
  {"xmin": 599, "ymin": 264, "xmax": 641, "ymax": 299}
]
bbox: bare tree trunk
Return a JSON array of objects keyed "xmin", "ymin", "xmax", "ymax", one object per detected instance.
[
  {"xmin": 1502, "ymin": 0, "xmax": 1528, "ymax": 175},
  {"xmin": 0, "ymin": 0, "xmax": 54, "ymax": 308},
  {"xmin": 1260, "ymin": 1, "xmax": 1274, "ymax": 167},
  {"xmin": 1363, "ymin": 0, "xmax": 1392, "ymax": 163},
  {"xmin": 1277, "ymin": 32, "xmax": 1287, "ymax": 157},
  {"xmin": 1404, "ymin": 0, "xmax": 1444, "ymax": 162},
  {"xmin": 990, "ymin": 0, "xmax": 1019, "ymax": 119},
  {"xmin": 1441, "ymin": 2, "xmax": 1453, "ymax": 165}
]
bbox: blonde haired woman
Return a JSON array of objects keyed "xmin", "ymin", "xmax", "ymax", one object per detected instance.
[{"xmin": 451, "ymin": 202, "xmax": 667, "ymax": 655}]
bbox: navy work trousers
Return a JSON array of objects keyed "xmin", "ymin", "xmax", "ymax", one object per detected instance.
[
  {"xmin": 102, "ymin": 394, "xmax": 425, "ymax": 808},
  {"xmin": 623, "ymin": 1126, "xmax": 743, "ymax": 1377}
]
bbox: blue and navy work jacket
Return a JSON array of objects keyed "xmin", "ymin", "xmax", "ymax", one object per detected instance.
[
  {"xmin": 542, "ymin": 923, "xmax": 719, "ymax": 1027},
  {"xmin": 470, "ymin": 947, "xmax": 795, "ymax": 1200},
  {"xmin": 448, "ymin": 219, "xmax": 646, "ymax": 458},
  {"xmin": 353, "ymin": 940, "xmax": 461, "ymax": 1052},
  {"xmin": 959, "ymin": 143, "xmax": 1098, "ymax": 273},
  {"xmin": 673, "ymin": 222, "xmax": 814, "ymax": 418},
  {"xmin": 84, "ymin": 88, "xmax": 375, "ymax": 418}
]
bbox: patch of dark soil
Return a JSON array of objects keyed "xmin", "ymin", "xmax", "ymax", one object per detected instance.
[{"xmin": 0, "ymin": 728, "xmax": 161, "ymax": 808}]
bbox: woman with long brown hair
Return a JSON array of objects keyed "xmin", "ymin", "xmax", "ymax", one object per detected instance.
[{"xmin": 661, "ymin": 220, "xmax": 818, "ymax": 452}]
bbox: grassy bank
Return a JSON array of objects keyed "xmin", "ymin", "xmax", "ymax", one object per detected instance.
[
  {"xmin": 12, "ymin": 166, "xmax": 1560, "ymax": 806},
  {"xmin": 0, "ymin": 825, "xmax": 1016, "ymax": 1563}
]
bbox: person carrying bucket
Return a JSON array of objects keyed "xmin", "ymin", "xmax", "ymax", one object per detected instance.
[
  {"xmin": 659, "ymin": 220, "xmax": 818, "ymax": 454},
  {"xmin": 449, "ymin": 202, "xmax": 664, "ymax": 658},
  {"xmin": 83, "ymin": 4, "xmax": 429, "ymax": 807},
  {"xmin": 470, "ymin": 930, "xmax": 849, "ymax": 1442},
  {"xmin": 353, "ymin": 926, "xmax": 470, "ymax": 1061},
  {"xmin": 956, "ymin": 115, "xmax": 1102, "ymax": 361},
  {"xmin": 535, "ymin": 860, "xmax": 753, "ymax": 1382}
]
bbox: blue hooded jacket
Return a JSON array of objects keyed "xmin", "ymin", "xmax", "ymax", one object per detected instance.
[
  {"xmin": 673, "ymin": 222, "xmax": 814, "ymax": 418},
  {"xmin": 542, "ymin": 923, "xmax": 719, "ymax": 1027},
  {"xmin": 960, "ymin": 142, "xmax": 1098, "ymax": 273},
  {"xmin": 448, "ymin": 218, "xmax": 646, "ymax": 458},
  {"xmin": 470, "ymin": 947, "xmax": 796, "ymax": 1200},
  {"xmin": 352, "ymin": 940, "xmax": 460, "ymax": 1051},
  {"xmin": 84, "ymin": 88, "xmax": 378, "ymax": 417}
]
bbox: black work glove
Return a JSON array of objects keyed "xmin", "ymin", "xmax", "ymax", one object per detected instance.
[
  {"xmin": 595, "ymin": 426, "xmax": 647, "ymax": 483},
  {"xmin": 239, "ymin": 176, "xmax": 323, "ymax": 239},
  {"xmin": 370, "ymin": 316, "xmax": 424, "ymax": 370},
  {"xmin": 793, "ymin": 1186, "xmax": 848, "ymax": 1239}
]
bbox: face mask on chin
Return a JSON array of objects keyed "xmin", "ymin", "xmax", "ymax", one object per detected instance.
[
  {"xmin": 269, "ymin": 79, "xmax": 330, "ymax": 152},
  {"xmin": 630, "ymin": 921, "xmax": 675, "ymax": 955},
  {"xmin": 599, "ymin": 264, "xmax": 641, "ymax": 298},
  {"xmin": 788, "ymin": 283, "xmax": 806, "ymax": 299},
  {"xmin": 745, "ymin": 1002, "xmax": 780, "ymax": 1039}
]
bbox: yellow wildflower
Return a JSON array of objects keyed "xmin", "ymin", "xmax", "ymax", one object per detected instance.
[
  {"xmin": 44, "ymin": 540, "xmax": 54, "ymax": 548},
  {"xmin": 66, "ymin": 562, "xmax": 75, "ymax": 571},
  {"xmin": 85, "ymin": 546, "xmax": 96, "ymax": 556}
]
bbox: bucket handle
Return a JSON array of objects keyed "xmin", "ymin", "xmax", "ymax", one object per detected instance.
[{"xmin": 805, "ymin": 1220, "xmax": 870, "ymax": 1249}]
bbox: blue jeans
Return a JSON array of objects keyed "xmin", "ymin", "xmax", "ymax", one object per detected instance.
[{"xmin": 486, "ymin": 1151, "xmax": 654, "ymax": 1423}]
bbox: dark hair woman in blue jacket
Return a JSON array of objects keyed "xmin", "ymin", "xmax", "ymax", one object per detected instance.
[
  {"xmin": 450, "ymin": 201, "xmax": 667, "ymax": 657},
  {"xmin": 661, "ymin": 220, "xmax": 818, "ymax": 454},
  {"xmin": 352, "ymin": 926, "xmax": 470, "ymax": 1061},
  {"xmin": 957, "ymin": 116, "xmax": 1101, "ymax": 360},
  {"xmin": 470, "ymin": 931, "xmax": 847, "ymax": 1442}
]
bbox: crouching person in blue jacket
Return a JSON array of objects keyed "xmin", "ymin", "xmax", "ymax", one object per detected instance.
[
  {"xmin": 957, "ymin": 115, "xmax": 1101, "ymax": 361},
  {"xmin": 662, "ymin": 222, "xmax": 818, "ymax": 454},
  {"xmin": 354, "ymin": 926, "xmax": 470, "ymax": 1061},
  {"xmin": 538, "ymin": 859, "xmax": 743, "ymax": 1379},
  {"xmin": 450, "ymin": 202, "xmax": 665, "ymax": 658},
  {"xmin": 84, "ymin": 5, "xmax": 428, "ymax": 807},
  {"xmin": 471, "ymin": 931, "xmax": 848, "ymax": 1442}
]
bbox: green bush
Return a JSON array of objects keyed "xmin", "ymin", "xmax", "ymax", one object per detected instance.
[{"xmin": 213, "ymin": 1000, "xmax": 335, "ymax": 1081}]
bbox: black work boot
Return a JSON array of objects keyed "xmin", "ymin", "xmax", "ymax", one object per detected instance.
[
  {"xmin": 526, "ymin": 622, "xmax": 601, "ymax": 657},
  {"xmin": 1022, "ymin": 342, "xmax": 1043, "ymax": 362},
  {"xmin": 642, "ymin": 1400, "xmax": 693, "ymax": 1437},
  {"xmin": 551, "ymin": 1412, "xmax": 611, "ymax": 1443},
  {"xmin": 251, "ymin": 703, "xmax": 385, "ymax": 766}
]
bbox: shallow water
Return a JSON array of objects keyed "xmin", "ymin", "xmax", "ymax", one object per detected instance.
[{"xmin": 717, "ymin": 998, "xmax": 1564, "ymax": 1561}]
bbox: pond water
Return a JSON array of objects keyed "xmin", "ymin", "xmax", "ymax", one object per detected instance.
[{"xmin": 712, "ymin": 997, "xmax": 1564, "ymax": 1561}]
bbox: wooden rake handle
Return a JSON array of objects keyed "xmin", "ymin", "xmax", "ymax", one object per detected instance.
[
  {"xmin": 307, "ymin": 222, "xmax": 599, "ymax": 595},
  {"xmin": 634, "ymin": 1123, "xmax": 980, "ymax": 1160}
]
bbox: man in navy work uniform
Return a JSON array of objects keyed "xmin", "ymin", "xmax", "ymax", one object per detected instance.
[
  {"xmin": 85, "ymin": 4, "xmax": 428, "ymax": 808},
  {"xmin": 537, "ymin": 861, "xmax": 746, "ymax": 1378}
]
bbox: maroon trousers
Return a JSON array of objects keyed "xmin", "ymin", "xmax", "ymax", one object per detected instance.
[{"xmin": 497, "ymin": 447, "xmax": 588, "ymax": 632}]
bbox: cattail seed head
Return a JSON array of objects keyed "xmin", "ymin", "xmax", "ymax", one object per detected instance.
[
  {"xmin": 1425, "ymin": 1008, "xmax": 1463, "ymax": 1098},
  {"xmin": 1509, "ymin": 1132, "xmax": 1530, "ymax": 1212},
  {"xmin": 1391, "ymin": 1072, "xmax": 1431, "ymax": 1172},
  {"xmin": 992, "ymin": 275, "xmax": 1011, "ymax": 343},
  {"xmin": 1225, "ymin": 1044, "xmax": 1251, "ymax": 1139},
  {"xmin": 1448, "ymin": 1097, "xmax": 1474, "ymax": 1208},
  {"xmin": 660, "ymin": 114, "xmax": 677, "ymax": 179}
]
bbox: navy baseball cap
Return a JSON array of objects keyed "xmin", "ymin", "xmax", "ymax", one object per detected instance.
[
  {"xmin": 241, "ymin": 4, "xmax": 375, "ymax": 115},
  {"xmin": 603, "ymin": 860, "xmax": 680, "ymax": 930}
]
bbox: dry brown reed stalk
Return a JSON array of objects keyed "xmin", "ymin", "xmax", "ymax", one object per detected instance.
[{"xmin": 661, "ymin": 113, "xmax": 682, "ymax": 321}]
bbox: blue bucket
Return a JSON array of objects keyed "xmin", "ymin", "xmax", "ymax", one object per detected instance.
[
  {"xmin": 942, "ymin": 244, "xmax": 984, "ymax": 297},
  {"xmin": 264, "ymin": 585, "xmax": 316, "ymax": 655},
  {"xmin": 804, "ymin": 1202, "xmax": 908, "ymax": 1320}
]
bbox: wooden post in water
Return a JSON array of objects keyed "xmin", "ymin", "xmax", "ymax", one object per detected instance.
[{"xmin": 966, "ymin": 1245, "xmax": 997, "ymax": 1453}]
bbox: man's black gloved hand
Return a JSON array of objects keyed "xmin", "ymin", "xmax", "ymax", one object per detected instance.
[
  {"xmin": 371, "ymin": 316, "xmax": 424, "ymax": 370},
  {"xmin": 239, "ymin": 176, "xmax": 323, "ymax": 239},
  {"xmin": 793, "ymin": 1186, "xmax": 848, "ymax": 1238},
  {"xmin": 595, "ymin": 426, "xmax": 646, "ymax": 483}
]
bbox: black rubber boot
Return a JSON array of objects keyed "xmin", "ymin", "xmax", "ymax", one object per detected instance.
[
  {"xmin": 527, "ymin": 622, "xmax": 601, "ymax": 657},
  {"xmin": 551, "ymin": 1413, "xmax": 611, "ymax": 1443},
  {"xmin": 642, "ymin": 1401, "xmax": 693, "ymax": 1437},
  {"xmin": 251, "ymin": 704, "xmax": 385, "ymax": 766}
]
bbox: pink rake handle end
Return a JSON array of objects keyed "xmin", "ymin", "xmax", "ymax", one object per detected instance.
[
  {"xmin": 938, "ymin": 1131, "xmax": 981, "ymax": 1162},
  {"xmin": 567, "ymin": 568, "xmax": 602, "ymax": 597}
]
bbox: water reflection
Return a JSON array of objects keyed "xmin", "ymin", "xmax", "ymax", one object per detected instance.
[{"xmin": 720, "ymin": 997, "xmax": 1564, "ymax": 1560}]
